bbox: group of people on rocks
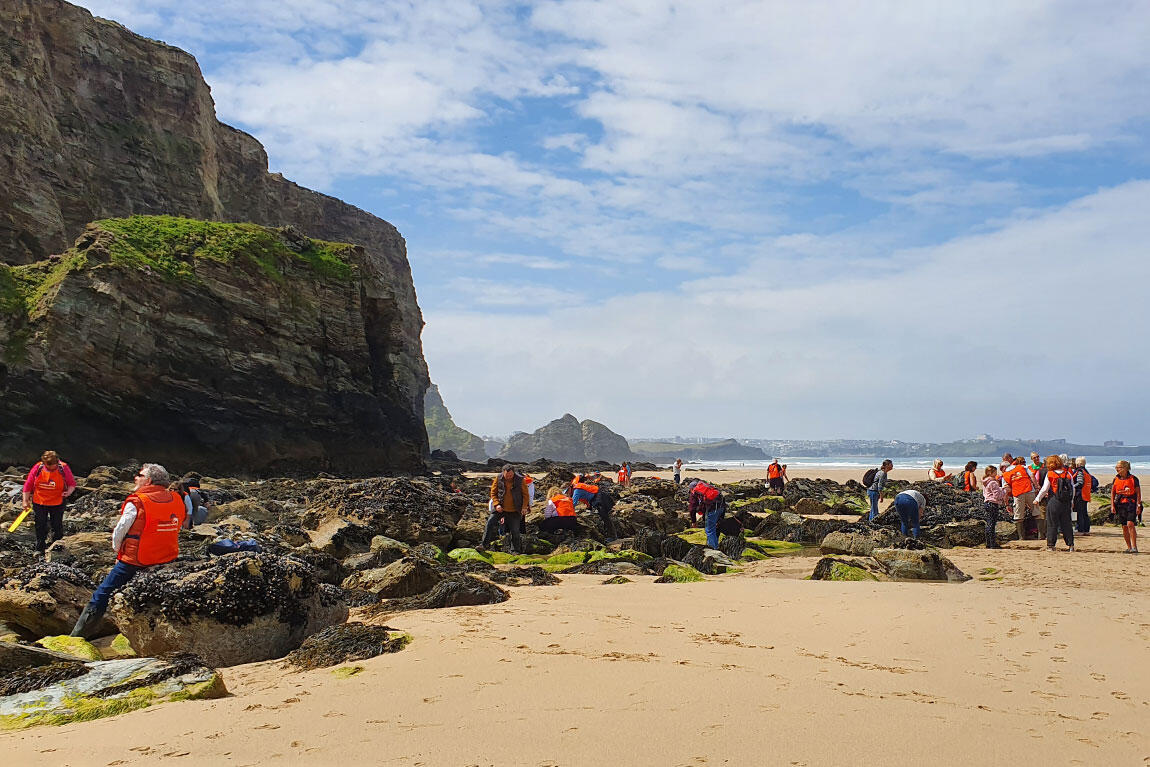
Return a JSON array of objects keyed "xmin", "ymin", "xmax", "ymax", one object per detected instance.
[
  {"xmin": 869, "ymin": 453, "xmax": 1144, "ymax": 554},
  {"xmin": 17, "ymin": 452, "xmax": 204, "ymax": 639}
]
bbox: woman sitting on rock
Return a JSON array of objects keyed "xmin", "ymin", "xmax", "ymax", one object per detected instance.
[{"xmin": 539, "ymin": 485, "xmax": 579, "ymax": 535}]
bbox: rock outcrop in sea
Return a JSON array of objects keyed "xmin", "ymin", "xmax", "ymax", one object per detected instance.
[
  {"xmin": 424, "ymin": 384, "xmax": 487, "ymax": 462},
  {"xmin": 498, "ymin": 414, "xmax": 634, "ymax": 463},
  {"xmin": 0, "ymin": 0, "xmax": 428, "ymax": 473}
]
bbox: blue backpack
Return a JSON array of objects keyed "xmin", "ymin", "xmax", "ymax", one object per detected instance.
[{"xmin": 207, "ymin": 539, "xmax": 262, "ymax": 556}]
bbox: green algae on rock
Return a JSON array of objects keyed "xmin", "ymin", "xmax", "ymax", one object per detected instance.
[
  {"xmin": 33, "ymin": 636, "xmax": 102, "ymax": 662},
  {"xmin": 810, "ymin": 557, "xmax": 880, "ymax": 582},
  {"xmin": 0, "ymin": 654, "xmax": 226, "ymax": 730},
  {"xmin": 654, "ymin": 564, "xmax": 706, "ymax": 583}
]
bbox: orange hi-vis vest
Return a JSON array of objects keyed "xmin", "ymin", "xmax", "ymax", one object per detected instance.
[
  {"xmin": 31, "ymin": 464, "xmax": 66, "ymax": 506},
  {"xmin": 550, "ymin": 494, "xmax": 576, "ymax": 517},
  {"xmin": 963, "ymin": 471, "xmax": 974, "ymax": 492},
  {"xmin": 617, "ymin": 469, "xmax": 627, "ymax": 482},
  {"xmin": 118, "ymin": 485, "xmax": 186, "ymax": 566},
  {"xmin": 1114, "ymin": 476, "xmax": 1138, "ymax": 501},
  {"xmin": 572, "ymin": 481, "xmax": 599, "ymax": 495},
  {"xmin": 1080, "ymin": 470, "xmax": 1092, "ymax": 502},
  {"xmin": 1002, "ymin": 465, "xmax": 1034, "ymax": 496},
  {"xmin": 768, "ymin": 463, "xmax": 781, "ymax": 479},
  {"xmin": 932, "ymin": 469, "xmax": 946, "ymax": 479}
]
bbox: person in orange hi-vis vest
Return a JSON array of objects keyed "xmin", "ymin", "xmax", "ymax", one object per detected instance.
[
  {"xmin": 1033, "ymin": 454, "xmax": 1075, "ymax": 552},
  {"xmin": 1112, "ymin": 460, "xmax": 1142, "ymax": 554},
  {"xmin": 20, "ymin": 450, "xmax": 77, "ymax": 554},
  {"xmin": 71, "ymin": 463, "xmax": 186, "ymax": 639}
]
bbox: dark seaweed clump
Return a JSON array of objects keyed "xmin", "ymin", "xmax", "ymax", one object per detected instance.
[
  {"xmin": 115, "ymin": 553, "xmax": 324, "ymax": 627},
  {"xmin": 364, "ymin": 575, "xmax": 508, "ymax": 616},
  {"xmin": 0, "ymin": 661, "xmax": 89, "ymax": 696},
  {"xmin": 94, "ymin": 653, "xmax": 213, "ymax": 699},
  {"xmin": 1, "ymin": 561, "xmax": 94, "ymax": 592},
  {"xmin": 284, "ymin": 623, "xmax": 408, "ymax": 670},
  {"xmin": 485, "ymin": 566, "xmax": 560, "ymax": 587}
]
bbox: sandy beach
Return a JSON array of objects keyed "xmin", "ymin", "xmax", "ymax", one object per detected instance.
[{"xmin": 5, "ymin": 515, "xmax": 1148, "ymax": 765}]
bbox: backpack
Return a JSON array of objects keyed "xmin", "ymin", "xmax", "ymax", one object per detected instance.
[
  {"xmin": 862, "ymin": 468, "xmax": 879, "ymax": 487},
  {"xmin": 207, "ymin": 539, "xmax": 263, "ymax": 556},
  {"xmin": 1090, "ymin": 473, "xmax": 1100, "ymax": 493},
  {"xmin": 1053, "ymin": 473, "xmax": 1073, "ymax": 503}
]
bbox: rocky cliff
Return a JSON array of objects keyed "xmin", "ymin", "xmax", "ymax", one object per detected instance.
[
  {"xmin": 498, "ymin": 414, "xmax": 633, "ymax": 463},
  {"xmin": 424, "ymin": 384, "xmax": 486, "ymax": 462},
  {"xmin": 0, "ymin": 217, "xmax": 423, "ymax": 473},
  {"xmin": 0, "ymin": 0, "xmax": 429, "ymax": 472}
]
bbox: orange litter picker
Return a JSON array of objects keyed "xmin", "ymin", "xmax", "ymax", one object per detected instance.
[{"xmin": 8, "ymin": 507, "xmax": 32, "ymax": 533}]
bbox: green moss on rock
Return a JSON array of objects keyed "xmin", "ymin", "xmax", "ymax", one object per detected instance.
[
  {"xmin": 33, "ymin": 636, "xmax": 102, "ymax": 661},
  {"xmin": 656, "ymin": 564, "xmax": 705, "ymax": 583},
  {"xmin": 447, "ymin": 548, "xmax": 493, "ymax": 563}
]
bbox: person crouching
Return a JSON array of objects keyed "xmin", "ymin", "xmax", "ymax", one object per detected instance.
[
  {"xmin": 687, "ymin": 480, "xmax": 726, "ymax": 549},
  {"xmin": 70, "ymin": 463, "xmax": 186, "ymax": 638}
]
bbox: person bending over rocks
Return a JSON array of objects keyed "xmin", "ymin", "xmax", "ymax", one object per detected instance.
[
  {"xmin": 687, "ymin": 480, "xmax": 727, "ymax": 549},
  {"xmin": 867, "ymin": 460, "xmax": 893, "ymax": 521},
  {"xmin": 71, "ymin": 463, "xmax": 186, "ymax": 639},
  {"xmin": 893, "ymin": 489, "xmax": 925, "ymax": 539},
  {"xmin": 483, "ymin": 465, "xmax": 529, "ymax": 553},
  {"xmin": 21, "ymin": 450, "xmax": 77, "ymax": 555}
]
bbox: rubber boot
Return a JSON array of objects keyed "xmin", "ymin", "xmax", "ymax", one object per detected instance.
[
  {"xmin": 69, "ymin": 604, "xmax": 104, "ymax": 639},
  {"xmin": 1038, "ymin": 518, "xmax": 1047, "ymax": 540},
  {"xmin": 1015, "ymin": 521, "xmax": 1026, "ymax": 541}
]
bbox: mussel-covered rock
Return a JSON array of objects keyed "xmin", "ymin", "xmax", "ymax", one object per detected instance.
[
  {"xmin": 340, "ymin": 557, "xmax": 442, "ymax": 598},
  {"xmin": 46, "ymin": 532, "xmax": 116, "ymax": 580},
  {"xmin": 307, "ymin": 478, "xmax": 470, "ymax": 548},
  {"xmin": 0, "ymin": 563, "xmax": 113, "ymax": 639},
  {"xmin": 108, "ymin": 553, "xmax": 348, "ymax": 667},
  {"xmin": 284, "ymin": 623, "xmax": 410, "ymax": 670},
  {"xmin": 870, "ymin": 547, "xmax": 971, "ymax": 582},
  {"xmin": 366, "ymin": 575, "xmax": 508, "ymax": 615}
]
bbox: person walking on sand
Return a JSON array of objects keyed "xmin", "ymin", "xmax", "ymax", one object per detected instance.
[
  {"xmin": 1072, "ymin": 458, "xmax": 1093, "ymax": 537},
  {"xmin": 673, "ymin": 458, "xmax": 682, "ymax": 485},
  {"xmin": 21, "ymin": 450, "xmax": 77, "ymax": 556},
  {"xmin": 1034, "ymin": 455, "xmax": 1075, "ymax": 552},
  {"xmin": 1003, "ymin": 457, "xmax": 1038, "ymax": 540},
  {"xmin": 687, "ymin": 480, "xmax": 726, "ymax": 549},
  {"xmin": 483, "ymin": 464, "xmax": 529, "ymax": 554},
  {"xmin": 70, "ymin": 463, "xmax": 186, "ymax": 638},
  {"xmin": 768, "ymin": 459, "xmax": 784, "ymax": 495},
  {"xmin": 982, "ymin": 466, "xmax": 1006, "ymax": 549},
  {"xmin": 867, "ymin": 460, "xmax": 893, "ymax": 522},
  {"xmin": 1112, "ymin": 460, "xmax": 1141, "ymax": 554},
  {"xmin": 893, "ymin": 489, "xmax": 925, "ymax": 539}
]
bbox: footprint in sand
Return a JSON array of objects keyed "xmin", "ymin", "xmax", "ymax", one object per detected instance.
[
  {"xmin": 1006, "ymin": 628, "xmax": 1022, "ymax": 638},
  {"xmin": 1112, "ymin": 691, "xmax": 1130, "ymax": 700},
  {"xmin": 1090, "ymin": 672, "xmax": 1106, "ymax": 682}
]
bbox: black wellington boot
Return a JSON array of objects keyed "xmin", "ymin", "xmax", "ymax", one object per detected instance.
[{"xmin": 69, "ymin": 604, "xmax": 105, "ymax": 639}]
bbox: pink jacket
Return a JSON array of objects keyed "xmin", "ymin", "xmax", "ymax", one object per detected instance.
[
  {"xmin": 22, "ymin": 462, "xmax": 77, "ymax": 494},
  {"xmin": 982, "ymin": 476, "xmax": 1006, "ymax": 505}
]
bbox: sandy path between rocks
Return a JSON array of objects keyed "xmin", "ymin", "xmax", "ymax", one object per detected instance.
[{"xmin": 4, "ymin": 523, "xmax": 1148, "ymax": 766}]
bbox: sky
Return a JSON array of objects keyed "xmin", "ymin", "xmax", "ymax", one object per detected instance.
[{"xmin": 76, "ymin": 0, "xmax": 1150, "ymax": 444}]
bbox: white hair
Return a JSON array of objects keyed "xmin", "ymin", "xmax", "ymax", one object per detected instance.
[
  {"xmin": 1059, "ymin": 453, "xmax": 1070, "ymax": 466},
  {"xmin": 140, "ymin": 463, "xmax": 170, "ymax": 486},
  {"xmin": 1075, "ymin": 457, "xmax": 1087, "ymax": 468}
]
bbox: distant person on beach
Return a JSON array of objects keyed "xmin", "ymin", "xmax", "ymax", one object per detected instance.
[
  {"xmin": 21, "ymin": 450, "xmax": 77, "ymax": 555},
  {"xmin": 673, "ymin": 458, "xmax": 682, "ymax": 485},
  {"xmin": 893, "ymin": 489, "xmax": 925, "ymax": 539},
  {"xmin": 1003, "ymin": 457, "xmax": 1038, "ymax": 540},
  {"xmin": 687, "ymin": 480, "xmax": 726, "ymax": 549},
  {"xmin": 483, "ymin": 465, "xmax": 529, "ymax": 553},
  {"xmin": 982, "ymin": 466, "xmax": 1006, "ymax": 549},
  {"xmin": 768, "ymin": 459, "xmax": 784, "ymax": 494},
  {"xmin": 1111, "ymin": 461, "xmax": 1141, "ymax": 554},
  {"xmin": 927, "ymin": 459, "xmax": 952, "ymax": 482},
  {"xmin": 71, "ymin": 463, "xmax": 186, "ymax": 639},
  {"xmin": 960, "ymin": 461, "xmax": 978, "ymax": 492},
  {"xmin": 866, "ymin": 460, "xmax": 893, "ymax": 521},
  {"xmin": 1073, "ymin": 458, "xmax": 1094, "ymax": 536},
  {"xmin": 1033, "ymin": 455, "xmax": 1075, "ymax": 552},
  {"xmin": 176, "ymin": 475, "xmax": 210, "ymax": 527}
]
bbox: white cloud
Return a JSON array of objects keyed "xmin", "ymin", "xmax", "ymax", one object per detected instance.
[{"xmin": 424, "ymin": 181, "xmax": 1150, "ymax": 440}]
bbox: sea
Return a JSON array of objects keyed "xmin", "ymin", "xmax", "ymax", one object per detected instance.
[{"xmin": 682, "ymin": 456, "xmax": 1150, "ymax": 473}]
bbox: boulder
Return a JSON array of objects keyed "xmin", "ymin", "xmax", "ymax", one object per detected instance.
[
  {"xmin": 0, "ymin": 563, "xmax": 113, "ymax": 638},
  {"xmin": 307, "ymin": 478, "xmax": 470, "ymax": 548},
  {"xmin": 368, "ymin": 575, "xmax": 509, "ymax": 614},
  {"xmin": 613, "ymin": 496, "xmax": 688, "ymax": 536},
  {"xmin": 90, "ymin": 634, "xmax": 136, "ymax": 660},
  {"xmin": 209, "ymin": 499, "xmax": 278, "ymax": 526},
  {"xmin": 0, "ymin": 640, "xmax": 81, "ymax": 673},
  {"xmin": 108, "ymin": 554, "xmax": 348, "ymax": 667},
  {"xmin": 0, "ymin": 653, "xmax": 227, "ymax": 729},
  {"xmin": 871, "ymin": 547, "xmax": 971, "ymax": 582},
  {"xmin": 307, "ymin": 519, "xmax": 376, "ymax": 560},
  {"xmin": 941, "ymin": 519, "xmax": 987, "ymax": 547},
  {"xmin": 340, "ymin": 557, "xmax": 442, "ymax": 598},
  {"xmin": 45, "ymin": 532, "xmax": 116, "ymax": 579},
  {"xmin": 810, "ymin": 556, "xmax": 883, "ymax": 581},
  {"xmin": 819, "ymin": 528, "xmax": 900, "ymax": 557},
  {"xmin": 284, "ymin": 623, "xmax": 411, "ymax": 670},
  {"xmin": 33, "ymin": 635, "xmax": 102, "ymax": 661},
  {"xmin": 793, "ymin": 498, "xmax": 830, "ymax": 516}
]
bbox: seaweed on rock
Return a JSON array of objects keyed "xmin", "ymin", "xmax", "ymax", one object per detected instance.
[
  {"xmin": 364, "ymin": 575, "xmax": 508, "ymax": 616},
  {"xmin": 485, "ymin": 567, "xmax": 560, "ymax": 587},
  {"xmin": 284, "ymin": 623, "xmax": 410, "ymax": 670},
  {"xmin": 0, "ymin": 661, "xmax": 89, "ymax": 696}
]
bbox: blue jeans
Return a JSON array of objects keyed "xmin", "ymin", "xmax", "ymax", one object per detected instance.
[
  {"xmin": 89, "ymin": 561, "xmax": 143, "ymax": 612},
  {"xmin": 704, "ymin": 507, "xmax": 725, "ymax": 549},
  {"xmin": 894, "ymin": 496, "xmax": 921, "ymax": 538},
  {"xmin": 571, "ymin": 488, "xmax": 596, "ymax": 507},
  {"xmin": 867, "ymin": 490, "xmax": 879, "ymax": 521}
]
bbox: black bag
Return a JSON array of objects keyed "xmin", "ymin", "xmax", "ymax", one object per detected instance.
[
  {"xmin": 862, "ymin": 468, "xmax": 879, "ymax": 487},
  {"xmin": 1054, "ymin": 474, "xmax": 1074, "ymax": 503}
]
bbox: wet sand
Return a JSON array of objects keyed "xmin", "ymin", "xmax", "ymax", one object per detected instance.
[{"xmin": 4, "ymin": 523, "xmax": 1149, "ymax": 765}]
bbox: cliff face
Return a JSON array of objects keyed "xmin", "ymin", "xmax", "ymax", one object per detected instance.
[
  {"xmin": 424, "ymin": 384, "xmax": 486, "ymax": 462},
  {"xmin": 0, "ymin": 218, "xmax": 424, "ymax": 474},
  {"xmin": 498, "ymin": 414, "xmax": 633, "ymax": 463},
  {"xmin": 0, "ymin": 0, "xmax": 429, "ymax": 471}
]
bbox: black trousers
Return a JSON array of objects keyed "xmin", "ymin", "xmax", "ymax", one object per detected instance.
[
  {"xmin": 539, "ymin": 516, "xmax": 579, "ymax": 533},
  {"xmin": 482, "ymin": 511, "xmax": 522, "ymax": 552},
  {"xmin": 1073, "ymin": 497, "xmax": 1090, "ymax": 533},
  {"xmin": 1046, "ymin": 499, "xmax": 1074, "ymax": 548},
  {"xmin": 984, "ymin": 501, "xmax": 1001, "ymax": 548},
  {"xmin": 33, "ymin": 503, "xmax": 65, "ymax": 552}
]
